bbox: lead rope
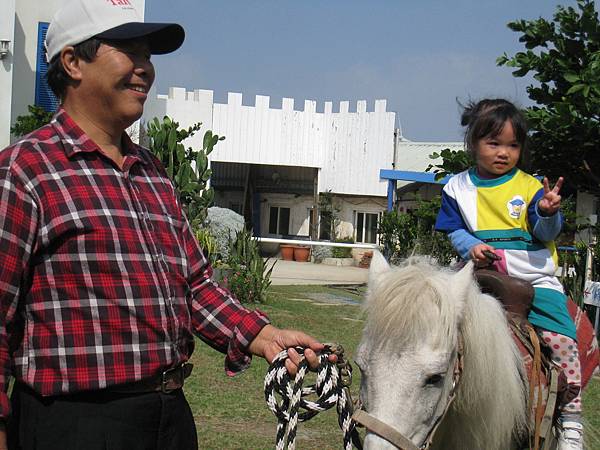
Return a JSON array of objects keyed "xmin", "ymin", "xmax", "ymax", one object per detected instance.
[{"xmin": 264, "ymin": 344, "xmax": 362, "ymax": 450}]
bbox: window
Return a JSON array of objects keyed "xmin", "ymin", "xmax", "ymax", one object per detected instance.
[
  {"xmin": 35, "ymin": 23, "xmax": 59, "ymax": 113},
  {"xmin": 269, "ymin": 206, "xmax": 290, "ymax": 235},
  {"xmin": 355, "ymin": 212, "xmax": 379, "ymax": 244}
]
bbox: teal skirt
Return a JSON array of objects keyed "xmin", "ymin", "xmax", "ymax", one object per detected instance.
[{"xmin": 528, "ymin": 287, "xmax": 577, "ymax": 341}]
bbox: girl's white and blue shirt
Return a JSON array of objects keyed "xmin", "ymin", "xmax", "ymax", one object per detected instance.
[{"xmin": 435, "ymin": 167, "xmax": 576, "ymax": 339}]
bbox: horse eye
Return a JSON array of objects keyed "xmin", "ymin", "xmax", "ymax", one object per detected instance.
[{"xmin": 424, "ymin": 374, "xmax": 444, "ymax": 386}]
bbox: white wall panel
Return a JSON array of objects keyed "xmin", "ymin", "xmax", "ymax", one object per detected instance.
[
  {"xmin": 1, "ymin": 0, "xmax": 17, "ymax": 148},
  {"xmin": 319, "ymin": 104, "xmax": 395, "ymax": 196}
]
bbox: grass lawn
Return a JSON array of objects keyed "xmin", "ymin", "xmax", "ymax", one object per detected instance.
[{"xmin": 185, "ymin": 285, "xmax": 600, "ymax": 450}]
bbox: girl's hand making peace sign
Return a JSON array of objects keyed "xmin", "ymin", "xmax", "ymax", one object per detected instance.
[{"xmin": 538, "ymin": 177, "xmax": 564, "ymax": 216}]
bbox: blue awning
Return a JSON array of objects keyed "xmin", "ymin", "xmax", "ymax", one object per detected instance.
[
  {"xmin": 380, "ymin": 169, "xmax": 450, "ymax": 211},
  {"xmin": 379, "ymin": 169, "xmax": 451, "ymax": 184}
]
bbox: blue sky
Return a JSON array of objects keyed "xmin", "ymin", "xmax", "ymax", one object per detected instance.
[{"xmin": 145, "ymin": 0, "xmax": 574, "ymax": 141}]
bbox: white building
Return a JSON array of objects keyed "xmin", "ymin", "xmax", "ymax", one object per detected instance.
[{"xmin": 144, "ymin": 88, "xmax": 395, "ymax": 244}]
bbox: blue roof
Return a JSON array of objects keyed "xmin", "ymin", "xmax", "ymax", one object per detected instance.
[{"xmin": 379, "ymin": 169, "xmax": 451, "ymax": 184}]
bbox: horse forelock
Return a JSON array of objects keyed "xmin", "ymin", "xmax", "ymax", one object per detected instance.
[{"xmin": 363, "ymin": 259, "xmax": 461, "ymax": 349}]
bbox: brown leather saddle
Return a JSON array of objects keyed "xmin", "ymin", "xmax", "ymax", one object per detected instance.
[{"xmin": 474, "ymin": 269, "xmax": 534, "ymax": 320}]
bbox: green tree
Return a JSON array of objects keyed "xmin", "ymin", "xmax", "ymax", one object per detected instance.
[
  {"xmin": 497, "ymin": 0, "xmax": 600, "ymax": 194},
  {"xmin": 146, "ymin": 116, "xmax": 224, "ymax": 228},
  {"xmin": 426, "ymin": 148, "xmax": 472, "ymax": 180},
  {"xmin": 10, "ymin": 105, "xmax": 54, "ymax": 138}
]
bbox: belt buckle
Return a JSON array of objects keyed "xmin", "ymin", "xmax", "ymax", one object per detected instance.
[{"xmin": 161, "ymin": 363, "xmax": 185, "ymax": 394}]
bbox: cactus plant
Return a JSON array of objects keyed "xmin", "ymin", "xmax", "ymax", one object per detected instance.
[{"xmin": 146, "ymin": 116, "xmax": 224, "ymax": 228}]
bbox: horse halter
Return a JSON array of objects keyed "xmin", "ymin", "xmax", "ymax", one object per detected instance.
[{"xmin": 352, "ymin": 334, "xmax": 464, "ymax": 450}]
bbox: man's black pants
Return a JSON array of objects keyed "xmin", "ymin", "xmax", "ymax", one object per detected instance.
[{"xmin": 7, "ymin": 383, "xmax": 198, "ymax": 450}]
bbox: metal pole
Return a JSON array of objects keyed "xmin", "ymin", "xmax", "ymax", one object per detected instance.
[
  {"xmin": 312, "ymin": 168, "xmax": 319, "ymax": 240},
  {"xmin": 387, "ymin": 179, "xmax": 396, "ymax": 212}
]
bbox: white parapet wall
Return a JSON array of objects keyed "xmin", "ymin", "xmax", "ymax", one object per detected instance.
[{"xmin": 144, "ymin": 89, "xmax": 396, "ymax": 198}]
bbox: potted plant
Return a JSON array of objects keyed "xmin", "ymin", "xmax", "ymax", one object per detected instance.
[
  {"xmin": 293, "ymin": 245, "xmax": 311, "ymax": 262},
  {"xmin": 280, "ymin": 244, "xmax": 295, "ymax": 261}
]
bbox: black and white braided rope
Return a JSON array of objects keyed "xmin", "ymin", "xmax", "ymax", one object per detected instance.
[{"xmin": 264, "ymin": 346, "xmax": 362, "ymax": 450}]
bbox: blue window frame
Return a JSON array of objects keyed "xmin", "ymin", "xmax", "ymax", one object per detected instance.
[{"xmin": 35, "ymin": 22, "xmax": 59, "ymax": 112}]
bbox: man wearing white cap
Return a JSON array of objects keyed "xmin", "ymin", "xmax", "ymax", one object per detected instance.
[{"xmin": 0, "ymin": 1, "xmax": 330, "ymax": 449}]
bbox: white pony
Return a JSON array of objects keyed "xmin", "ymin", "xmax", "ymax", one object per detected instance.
[{"xmin": 355, "ymin": 253, "xmax": 528, "ymax": 450}]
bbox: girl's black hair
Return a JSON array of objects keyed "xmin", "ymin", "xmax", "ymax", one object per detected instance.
[
  {"xmin": 46, "ymin": 38, "xmax": 104, "ymax": 101},
  {"xmin": 461, "ymin": 98, "xmax": 530, "ymax": 168}
]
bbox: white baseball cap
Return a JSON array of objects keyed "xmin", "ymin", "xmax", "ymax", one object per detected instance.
[{"xmin": 45, "ymin": 0, "xmax": 185, "ymax": 61}]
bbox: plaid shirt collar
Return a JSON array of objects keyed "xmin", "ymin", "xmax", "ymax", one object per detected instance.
[{"xmin": 51, "ymin": 108, "xmax": 150, "ymax": 167}]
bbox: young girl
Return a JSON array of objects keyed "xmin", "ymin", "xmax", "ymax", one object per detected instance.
[{"xmin": 435, "ymin": 99, "xmax": 583, "ymax": 450}]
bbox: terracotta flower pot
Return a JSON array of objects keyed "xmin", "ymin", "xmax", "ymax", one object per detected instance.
[
  {"xmin": 293, "ymin": 245, "xmax": 311, "ymax": 262},
  {"xmin": 280, "ymin": 244, "xmax": 295, "ymax": 261}
]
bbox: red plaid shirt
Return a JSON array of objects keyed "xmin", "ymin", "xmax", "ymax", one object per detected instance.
[{"xmin": 0, "ymin": 109, "xmax": 269, "ymax": 418}]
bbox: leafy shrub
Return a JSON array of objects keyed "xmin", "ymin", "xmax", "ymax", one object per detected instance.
[
  {"xmin": 331, "ymin": 236, "xmax": 353, "ymax": 258},
  {"xmin": 195, "ymin": 227, "xmax": 218, "ymax": 266},
  {"xmin": 227, "ymin": 229, "xmax": 275, "ymax": 304},
  {"xmin": 379, "ymin": 211, "xmax": 418, "ymax": 263},
  {"xmin": 312, "ymin": 245, "xmax": 333, "ymax": 263},
  {"xmin": 379, "ymin": 196, "xmax": 455, "ymax": 265},
  {"xmin": 558, "ymin": 244, "xmax": 589, "ymax": 306},
  {"xmin": 146, "ymin": 116, "xmax": 224, "ymax": 228},
  {"xmin": 11, "ymin": 105, "xmax": 53, "ymax": 138},
  {"xmin": 205, "ymin": 207, "xmax": 245, "ymax": 262}
]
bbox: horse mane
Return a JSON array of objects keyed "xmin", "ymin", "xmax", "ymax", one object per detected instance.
[
  {"xmin": 363, "ymin": 257, "xmax": 462, "ymax": 349},
  {"xmin": 364, "ymin": 257, "xmax": 528, "ymax": 450}
]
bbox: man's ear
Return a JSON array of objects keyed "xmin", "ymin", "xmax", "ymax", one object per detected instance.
[{"xmin": 60, "ymin": 46, "xmax": 83, "ymax": 81}]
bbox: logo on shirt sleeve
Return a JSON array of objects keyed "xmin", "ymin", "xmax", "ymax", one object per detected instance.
[{"xmin": 507, "ymin": 196, "xmax": 526, "ymax": 219}]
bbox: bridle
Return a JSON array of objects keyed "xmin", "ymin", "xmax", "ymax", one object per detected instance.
[{"xmin": 351, "ymin": 334, "xmax": 464, "ymax": 450}]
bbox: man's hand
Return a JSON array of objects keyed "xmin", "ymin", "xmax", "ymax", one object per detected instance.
[
  {"xmin": 248, "ymin": 325, "xmax": 336, "ymax": 375},
  {"xmin": 538, "ymin": 177, "xmax": 563, "ymax": 216},
  {"xmin": 470, "ymin": 244, "xmax": 500, "ymax": 268}
]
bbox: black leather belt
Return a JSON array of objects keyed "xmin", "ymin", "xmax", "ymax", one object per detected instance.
[{"xmin": 108, "ymin": 362, "xmax": 194, "ymax": 394}]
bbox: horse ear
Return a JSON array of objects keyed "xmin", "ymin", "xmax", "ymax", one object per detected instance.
[{"xmin": 369, "ymin": 251, "xmax": 390, "ymax": 281}]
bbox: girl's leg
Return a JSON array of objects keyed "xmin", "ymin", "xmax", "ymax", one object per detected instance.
[
  {"xmin": 539, "ymin": 330, "xmax": 582, "ymax": 415},
  {"xmin": 539, "ymin": 330, "xmax": 584, "ymax": 449}
]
